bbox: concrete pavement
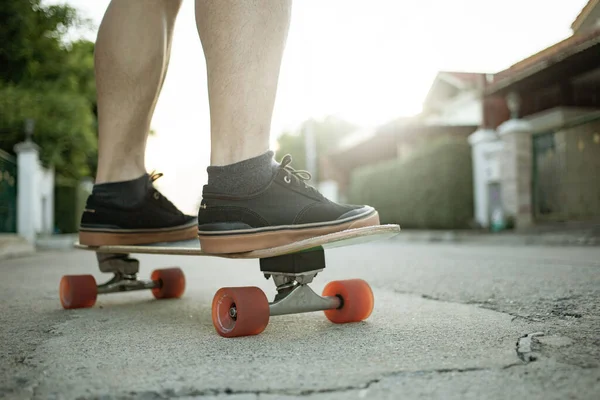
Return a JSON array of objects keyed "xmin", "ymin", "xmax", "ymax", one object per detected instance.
[
  {"xmin": 0, "ymin": 234, "xmax": 35, "ymax": 260},
  {"xmin": 1, "ymin": 242, "xmax": 599, "ymax": 399}
]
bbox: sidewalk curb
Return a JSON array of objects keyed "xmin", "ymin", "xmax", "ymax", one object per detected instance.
[
  {"xmin": 0, "ymin": 234, "xmax": 81, "ymax": 262},
  {"xmin": 0, "ymin": 235, "xmax": 36, "ymax": 261},
  {"xmin": 393, "ymin": 230, "xmax": 600, "ymax": 246},
  {"xmin": 36, "ymin": 234, "xmax": 78, "ymax": 251}
]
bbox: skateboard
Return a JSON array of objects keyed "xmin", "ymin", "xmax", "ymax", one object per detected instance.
[{"xmin": 63, "ymin": 224, "xmax": 401, "ymax": 338}]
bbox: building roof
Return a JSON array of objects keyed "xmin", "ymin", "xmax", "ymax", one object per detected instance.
[
  {"xmin": 571, "ymin": 0, "xmax": 600, "ymax": 32},
  {"xmin": 440, "ymin": 71, "xmax": 487, "ymax": 85},
  {"xmin": 485, "ymin": 26, "xmax": 600, "ymax": 95},
  {"xmin": 422, "ymin": 71, "xmax": 487, "ymax": 112}
]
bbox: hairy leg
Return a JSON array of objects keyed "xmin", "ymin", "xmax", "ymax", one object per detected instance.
[
  {"xmin": 94, "ymin": 0, "xmax": 182, "ymax": 183},
  {"xmin": 194, "ymin": 0, "xmax": 379, "ymax": 255},
  {"xmin": 195, "ymin": 0, "xmax": 292, "ymax": 166}
]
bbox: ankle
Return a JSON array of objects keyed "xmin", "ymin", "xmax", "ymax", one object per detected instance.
[
  {"xmin": 206, "ymin": 150, "xmax": 278, "ymax": 195},
  {"xmin": 95, "ymin": 164, "xmax": 147, "ymax": 184},
  {"xmin": 210, "ymin": 144, "xmax": 271, "ymax": 167}
]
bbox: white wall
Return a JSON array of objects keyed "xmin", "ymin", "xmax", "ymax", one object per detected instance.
[
  {"xmin": 15, "ymin": 141, "xmax": 55, "ymax": 243},
  {"xmin": 37, "ymin": 166, "xmax": 54, "ymax": 234},
  {"xmin": 468, "ymin": 129, "xmax": 503, "ymax": 228},
  {"xmin": 424, "ymin": 91, "xmax": 482, "ymax": 126}
]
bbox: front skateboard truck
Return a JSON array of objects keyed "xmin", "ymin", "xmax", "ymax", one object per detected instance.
[{"xmin": 211, "ymin": 248, "xmax": 374, "ymax": 338}]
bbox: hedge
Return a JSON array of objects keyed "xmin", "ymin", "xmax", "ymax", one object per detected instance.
[
  {"xmin": 347, "ymin": 137, "xmax": 473, "ymax": 229},
  {"xmin": 54, "ymin": 178, "xmax": 92, "ymax": 233}
]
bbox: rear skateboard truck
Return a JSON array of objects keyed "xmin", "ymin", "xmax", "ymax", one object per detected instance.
[
  {"xmin": 59, "ymin": 253, "xmax": 186, "ymax": 309},
  {"xmin": 59, "ymin": 248, "xmax": 374, "ymax": 338}
]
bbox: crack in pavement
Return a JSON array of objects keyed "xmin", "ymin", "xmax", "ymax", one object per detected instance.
[
  {"xmin": 417, "ymin": 291, "xmax": 591, "ymax": 327},
  {"xmin": 113, "ymin": 365, "xmax": 531, "ymax": 399},
  {"xmin": 395, "ymin": 291, "xmax": 553, "ymax": 369},
  {"xmin": 516, "ymin": 332, "xmax": 545, "ymax": 362},
  {"xmin": 414, "ymin": 292, "xmax": 542, "ymax": 324}
]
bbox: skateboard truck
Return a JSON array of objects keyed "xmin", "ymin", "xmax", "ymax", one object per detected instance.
[
  {"xmin": 96, "ymin": 253, "xmax": 140, "ymax": 275},
  {"xmin": 211, "ymin": 247, "xmax": 373, "ymax": 338},
  {"xmin": 268, "ymin": 274, "xmax": 342, "ymax": 317},
  {"xmin": 96, "ymin": 271, "xmax": 157, "ymax": 295},
  {"xmin": 95, "ymin": 253, "xmax": 158, "ymax": 294},
  {"xmin": 259, "ymin": 249, "xmax": 342, "ymax": 316},
  {"xmin": 59, "ymin": 252, "xmax": 186, "ymax": 310}
]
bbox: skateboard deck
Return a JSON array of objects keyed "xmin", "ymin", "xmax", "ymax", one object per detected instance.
[
  {"xmin": 74, "ymin": 224, "xmax": 401, "ymax": 259},
  {"xmin": 64, "ymin": 224, "xmax": 401, "ymax": 338}
]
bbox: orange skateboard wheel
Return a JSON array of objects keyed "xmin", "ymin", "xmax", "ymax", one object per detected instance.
[
  {"xmin": 211, "ymin": 287, "xmax": 270, "ymax": 338},
  {"xmin": 59, "ymin": 275, "xmax": 97, "ymax": 309},
  {"xmin": 151, "ymin": 268, "xmax": 186, "ymax": 299},
  {"xmin": 322, "ymin": 279, "xmax": 374, "ymax": 323}
]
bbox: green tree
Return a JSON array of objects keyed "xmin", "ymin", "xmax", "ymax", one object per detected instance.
[
  {"xmin": 276, "ymin": 116, "xmax": 357, "ymax": 180},
  {"xmin": 0, "ymin": 0, "xmax": 97, "ymax": 179}
]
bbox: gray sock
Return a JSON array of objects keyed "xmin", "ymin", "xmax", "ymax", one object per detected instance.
[{"xmin": 206, "ymin": 150, "xmax": 279, "ymax": 195}]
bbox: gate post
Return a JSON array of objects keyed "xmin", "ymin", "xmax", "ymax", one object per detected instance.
[
  {"xmin": 498, "ymin": 119, "xmax": 533, "ymax": 229},
  {"xmin": 14, "ymin": 140, "xmax": 40, "ymax": 243},
  {"xmin": 468, "ymin": 128, "xmax": 501, "ymax": 228}
]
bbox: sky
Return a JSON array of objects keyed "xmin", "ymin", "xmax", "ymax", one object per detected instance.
[{"xmin": 46, "ymin": 0, "xmax": 589, "ymax": 214}]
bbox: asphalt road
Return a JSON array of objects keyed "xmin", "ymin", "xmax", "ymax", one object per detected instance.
[{"xmin": 1, "ymin": 241, "xmax": 599, "ymax": 399}]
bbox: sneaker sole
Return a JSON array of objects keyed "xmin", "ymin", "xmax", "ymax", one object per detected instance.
[
  {"xmin": 79, "ymin": 223, "xmax": 197, "ymax": 246},
  {"xmin": 198, "ymin": 211, "xmax": 380, "ymax": 254}
]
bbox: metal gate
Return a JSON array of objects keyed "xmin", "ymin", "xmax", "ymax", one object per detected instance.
[
  {"xmin": 0, "ymin": 149, "xmax": 17, "ymax": 232},
  {"xmin": 533, "ymin": 131, "xmax": 563, "ymax": 221},
  {"xmin": 532, "ymin": 114, "xmax": 600, "ymax": 222}
]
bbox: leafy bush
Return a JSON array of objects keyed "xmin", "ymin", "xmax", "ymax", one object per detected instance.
[
  {"xmin": 348, "ymin": 137, "xmax": 473, "ymax": 229},
  {"xmin": 0, "ymin": 1, "xmax": 97, "ymax": 179},
  {"xmin": 0, "ymin": 83, "xmax": 97, "ymax": 179}
]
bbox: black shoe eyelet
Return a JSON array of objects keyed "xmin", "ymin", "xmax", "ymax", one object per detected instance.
[{"xmin": 153, "ymin": 192, "xmax": 160, "ymax": 199}]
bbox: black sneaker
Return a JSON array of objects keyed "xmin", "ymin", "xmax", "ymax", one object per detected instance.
[
  {"xmin": 197, "ymin": 154, "xmax": 379, "ymax": 253},
  {"xmin": 79, "ymin": 173, "xmax": 197, "ymax": 246}
]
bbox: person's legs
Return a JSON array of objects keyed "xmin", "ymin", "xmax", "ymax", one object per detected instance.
[
  {"xmin": 195, "ymin": 0, "xmax": 290, "ymax": 166},
  {"xmin": 79, "ymin": 0, "xmax": 197, "ymax": 246},
  {"xmin": 95, "ymin": 0, "xmax": 181, "ymax": 183},
  {"xmin": 195, "ymin": 0, "xmax": 379, "ymax": 254}
]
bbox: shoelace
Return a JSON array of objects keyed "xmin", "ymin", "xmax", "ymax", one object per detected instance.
[
  {"xmin": 149, "ymin": 171, "xmax": 163, "ymax": 182},
  {"xmin": 279, "ymin": 154, "xmax": 322, "ymax": 197},
  {"xmin": 148, "ymin": 171, "xmax": 184, "ymax": 215}
]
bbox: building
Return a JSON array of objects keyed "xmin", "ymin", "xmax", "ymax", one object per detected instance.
[
  {"xmin": 471, "ymin": 0, "xmax": 600, "ymax": 229},
  {"xmin": 320, "ymin": 71, "xmax": 486, "ymax": 202},
  {"xmin": 421, "ymin": 71, "xmax": 487, "ymax": 126}
]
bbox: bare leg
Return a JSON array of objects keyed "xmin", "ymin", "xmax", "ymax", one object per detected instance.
[
  {"xmin": 94, "ymin": 0, "xmax": 182, "ymax": 183},
  {"xmin": 193, "ymin": 0, "xmax": 379, "ymax": 254},
  {"xmin": 195, "ymin": 0, "xmax": 292, "ymax": 166}
]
